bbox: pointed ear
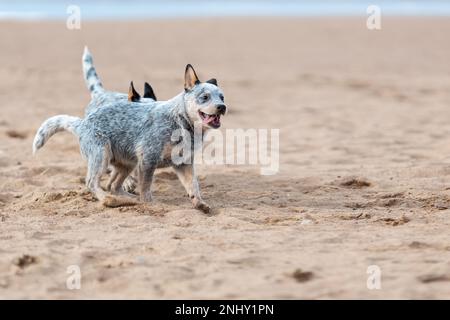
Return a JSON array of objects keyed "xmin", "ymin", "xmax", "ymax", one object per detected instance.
[
  {"xmin": 128, "ymin": 81, "xmax": 141, "ymax": 102},
  {"xmin": 184, "ymin": 64, "xmax": 200, "ymax": 91},
  {"xmin": 143, "ymin": 82, "xmax": 157, "ymax": 100},
  {"xmin": 206, "ymin": 78, "xmax": 218, "ymax": 86}
]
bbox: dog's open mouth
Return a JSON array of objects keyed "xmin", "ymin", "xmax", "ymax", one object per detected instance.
[{"xmin": 199, "ymin": 111, "xmax": 221, "ymax": 128}]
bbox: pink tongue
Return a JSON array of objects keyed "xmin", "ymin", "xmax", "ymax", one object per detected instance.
[{"xmin": 204, "ymin": 115, "xmax": 216, "ymax": 124}]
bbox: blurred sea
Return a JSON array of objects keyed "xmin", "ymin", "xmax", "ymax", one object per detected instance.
[{"xmin": 1, "ymin": 0, "xmax": 450, "ymax": 20}]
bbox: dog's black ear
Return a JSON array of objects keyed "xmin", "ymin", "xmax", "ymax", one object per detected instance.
[
  {"xmin": 206, "ymin": 78, "xmax": 218, "ymax": 86},
  {"xmin": 143, "ymin": 82, "xmax": 157, "ymax": 100},
  {"xmin": 184, "ymin": 64, "xmax": 200, "ymax": 91},
  {"xmin": 128, "ymin": 81, "xmax": 141, "ymax": 102}
]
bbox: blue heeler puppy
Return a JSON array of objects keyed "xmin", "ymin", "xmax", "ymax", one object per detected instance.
[
  {"xmin": 110, "ymin": 80, "xmax": 158, "ymax": 192},
  {"xmin": 32, "ymin": 47, "xmax": 226, "ymax": 212},
  {"xmin": 81, "ymin": 48, "xmax": 157, "ymax": 192}
]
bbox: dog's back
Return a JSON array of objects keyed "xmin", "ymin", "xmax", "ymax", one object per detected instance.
[{"xmin": 80, "ymin": 100, "xmax": 175, "ymax": 165}]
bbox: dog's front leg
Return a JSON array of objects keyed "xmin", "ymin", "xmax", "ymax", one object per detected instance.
[
  {"xmin": 137, "ymin": 161, "xmax": 155, "ymax": 202},
  {"xmin": 173, "ymin": 164, "xmax": 210, "ymax": 213}
]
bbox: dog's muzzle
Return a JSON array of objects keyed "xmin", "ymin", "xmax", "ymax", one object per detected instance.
[{"xmin": 216, "ymin": 104, "xmax": 227, "ymax": 115}]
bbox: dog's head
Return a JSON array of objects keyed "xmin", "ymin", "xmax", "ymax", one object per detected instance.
[{"xmin": 183, "ymin": 64, "xmax": 226, "ymax": 129}]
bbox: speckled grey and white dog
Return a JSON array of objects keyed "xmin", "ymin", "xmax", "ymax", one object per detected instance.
[
  {"xmin": 32, "ymin": 47, "xmax": 226, "ymax": 212},
  {"xmin": 81, "ymin": 48, "xmax": 158, "ymax": 192}
]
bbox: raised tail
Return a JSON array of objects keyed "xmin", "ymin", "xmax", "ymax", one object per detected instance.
[
  {"xmin": 82, "ymin": 46, "xmax": 104, "ymax": 97},
  {"xmin": 33, "ymin": 115, "xmax": 82, "ymax": 154}
]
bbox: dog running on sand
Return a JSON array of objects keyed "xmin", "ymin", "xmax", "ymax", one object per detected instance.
[{"xmin": 32, "ymin": 47, "xmax": 227, "ymax": 212}]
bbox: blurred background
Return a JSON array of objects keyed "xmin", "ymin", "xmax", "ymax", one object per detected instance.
[
  {"xmin": 1, "ymin": 0, "xmax": 450, "ymax": 299},
  {"xmin": 1, "ymin": 0, "xmax": 450, "ymax": 19}
]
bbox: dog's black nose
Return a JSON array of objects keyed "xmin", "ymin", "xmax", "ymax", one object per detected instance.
[{"xmin": 216, "ymin": 104, "xmax": 226, "ymax": 114}]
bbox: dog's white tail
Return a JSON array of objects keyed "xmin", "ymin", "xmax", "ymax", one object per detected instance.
[
  {"xmin": 32, "ymin": 115, "xmax": 82, "ymax": 154},
  {"xmin": 82, "ymin": 46, "xmax": 104, "ymax": 97}
]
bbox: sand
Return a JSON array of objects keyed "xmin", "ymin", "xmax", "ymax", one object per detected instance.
[{"xmin": 0, "ymin": 18, "xmax": 450, "ymax": 299}]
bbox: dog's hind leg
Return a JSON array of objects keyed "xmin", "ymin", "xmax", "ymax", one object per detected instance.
[
  {"xmin": 110, "ymin": 165, "xmax": 137, "ymax": 198},
  {"xmin": 84, "ymin": 144, "xmax": 135, "ymax": 207},
  {"xmin": 105, "ymin": 167, "xmax": 119, "ymax": 191},
  {"xmin": 85, "ymin": 144, "xmax": 111, "ymax": 203}
]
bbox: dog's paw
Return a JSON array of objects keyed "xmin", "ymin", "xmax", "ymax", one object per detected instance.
[
  {"xmin": 123, "ymin": 176, "xmax": 137, "ymax": 194},
  {"xmin": 193, "ymin": 198, "xmax": 211, "ymax": 214}
]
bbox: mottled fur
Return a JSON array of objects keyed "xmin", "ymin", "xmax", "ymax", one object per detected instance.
[
  {"xmin": 82, "ymin": 47, "xmax": 157, "ymax": 116},
  {"xmin": 82, "ymin": 48, "xmax": 157, "ymax": 192},
  {"xmin": 33, "ymin": 48, "xmax": 226, "ymax": 212}
]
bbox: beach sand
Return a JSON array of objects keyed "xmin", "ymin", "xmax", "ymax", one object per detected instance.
[{"xmin": 0, "ymin": 18, "xmax": 450, "ymax": 299}]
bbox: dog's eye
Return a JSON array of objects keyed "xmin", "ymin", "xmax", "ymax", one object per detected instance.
[
  {"xmin": 219, "ymin": 94, "xmax": 224, "ymax": 102},
  {"xmin": 200, "ymin": 94, "xmax": 210, "ymax": 102}
]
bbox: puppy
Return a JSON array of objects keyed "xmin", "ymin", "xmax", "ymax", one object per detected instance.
[
  {"xmin": 33, "ymin": 47, "xmax": 226, "ymax": 212},
  {"xmin": 81, "ymin": 48, "xmax": 158, "ymax": 192},
  {"xmin": 105, "ymin": 82, "xmax": 158, "ymax": 192}
]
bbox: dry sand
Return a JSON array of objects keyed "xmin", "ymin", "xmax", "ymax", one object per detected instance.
[{"xmin": 0, "ymin": 18, "xmax": 450, "ymax": 299}]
